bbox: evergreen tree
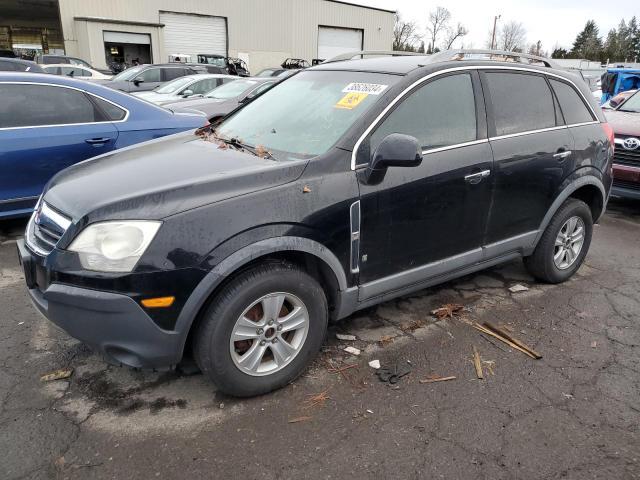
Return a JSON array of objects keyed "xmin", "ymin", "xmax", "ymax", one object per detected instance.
[
  {"xmin": 570, "ymin": 20, "xmax": 603, "ymax": 60},
  {"xmin": 629, "ymin": 17, "xmax": 639, "ymax": 61},
  {"xmin": 551, "ymin": 47, "xmax": 568, "ymax": 59},
  {"xmin": 616, "ymin": 19, "xmax": 630, "ymax": 61},
  {"xmin": 603, "ymin": 29, "xmax": 619, "ymax": 62}
]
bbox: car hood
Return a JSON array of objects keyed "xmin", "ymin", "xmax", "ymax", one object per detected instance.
[
  {"xmin": 604, "ymin": 109, "xmax": 640, "ymax": 137},
  {"xmin": 43, "ymin": 131, "xmax": 307, "ymax": 222}
]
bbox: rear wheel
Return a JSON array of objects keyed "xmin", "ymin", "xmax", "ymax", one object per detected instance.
[
  {"xmin": 524, "ymin": 198, "xmax": 593, "ymax": 283},
  {"xmin": 193, "ymin": 262, "xmax": 328, "ymax": 397}
]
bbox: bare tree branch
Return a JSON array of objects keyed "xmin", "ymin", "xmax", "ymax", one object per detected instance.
[
  {"xmin": 426, "ymin": 7, "xmax": 451, "ymax": 52},
  {"xmin": 498, "ymin": 21, "xmax": 527, "ymax": 52},
  {"xmin": 443, "ymin": 23, "xmax": 469, "ymax": 50},
  {"xmin": 393, "ymin": 13, "xmax": 421, "ymax": 52}
]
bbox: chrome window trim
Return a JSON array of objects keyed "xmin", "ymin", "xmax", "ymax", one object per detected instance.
[
  {"xmin": 0, "ymin": 81, "xmax": 130, "ymax": 131},
  {"xmin": 489, "ymin": 125, "xmax": 568, "ymax": 141},
  {"xmin": 421, "ymin": 138, "xmax": 489, "ymax": 155},
  {"xmin": 351, "ymin": 65, "xmax": 600, "ymax": 170}
]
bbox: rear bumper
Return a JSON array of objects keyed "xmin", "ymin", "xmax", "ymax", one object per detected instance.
[{"xmin": 18, "ymin": 239, "xmax": 182, "ymax": 369}]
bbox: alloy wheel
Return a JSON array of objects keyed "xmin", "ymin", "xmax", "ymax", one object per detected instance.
[{"xmin": 553, "ymin": 216, "xmax": 585, "ymax": 270}]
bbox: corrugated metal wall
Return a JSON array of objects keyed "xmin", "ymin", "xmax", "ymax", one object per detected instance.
[{"xmin": 57, "ymin": 0, "xmax": 394, "ymax": 71}]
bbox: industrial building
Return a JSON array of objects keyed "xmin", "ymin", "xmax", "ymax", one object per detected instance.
[{"xmin": 1, "ymin": 0, "xmax": 395, "ymax": 72}]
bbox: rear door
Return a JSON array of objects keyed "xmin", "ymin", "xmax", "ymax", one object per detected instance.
[
  {"xmin": 481, "ymin": 70, "xmax": 574, "ymax": 246},
  {"xmin": 0, "ymin": 83, "xmax": 118, "ymax": 215}
]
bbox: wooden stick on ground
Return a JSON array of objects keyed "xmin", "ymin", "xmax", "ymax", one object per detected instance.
[
  {"xmin": 483, "ymin": 322, "xmax": 542, "ymax": 359},
  {"xmin": 473, "ymin": 346, "xmax": 484, "ymax": 379},
  {"xmin": 471, "ymin": 323, "xmax": 537, "ymax": 359},
  {"xmin": 419, "ymin": 375, "xmax": 457, "ymax": 384}
]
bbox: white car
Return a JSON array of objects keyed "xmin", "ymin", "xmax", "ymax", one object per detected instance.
[
  {"xmin": 132, "ymin": 74, "xmax": 238, "ymax": 105},
  {"xmin": 42, "ymin": 64, "xmax": 112, "ymax": 80}
]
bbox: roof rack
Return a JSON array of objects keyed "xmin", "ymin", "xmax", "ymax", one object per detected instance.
[
  {"xmin": 323, "ymin": 50, "xmax": 426, "ymax": 64},
  {"xmin": 427, "ymin": 49, "xmax": 559, "ymax": 68}
]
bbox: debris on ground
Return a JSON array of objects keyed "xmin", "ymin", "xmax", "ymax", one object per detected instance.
[
  {"xmin": 344, "ymin": 346, "xmax": 361, "ymax": 356},
  {"xmin": 302, "ymin": 185, "xmax": 312, "ymax": 193},
  {"xmin": 419, "ymin": 374, "xmax": 457, "ymax": 384},
  {"xmin": 509, "ymin": 284, "xmax": 530, "ymax": 293},
  {"xmin": 366, "ymin": 409, "xmax": 374, "ymax": 414},
  {"xmin": 288, "ymin": 416, "xmax": 312, "ymax": 424},
  {"xmin": 473, "ymin": 347, "xmax": 484, "ymax": 379},
  {"xmin": 483, "ymin": 360, "xmax": 496, "ymax": 376},
  {"xmin": 378, "ymin": 335, "xmax": 395, "ymax": 347},
  {"xmin": 431, "ymin": 303, "xmax": 464, "ymax": 319},
  {"xmin": 40, "ymin": 368, "xmax": 73, "ymax": 382},
  {"xmin": 376, "ymin": 363, "xmax": 412, "ymax": 384},
  {"xmin": 400, "ymin": 319, "xmax": 426, "ymax": 332},
  {"xmin": 368, "ymin": 359, "xmax": 381, "ymax": 369},
  {"xmin": 336, "ymin": 333, "xmax": 357, "ymax": 341},
  {"xmin": 591, "ymin": 341, "xmax": 598, "ymax": 348},
  {"xmin": 471, "ymin": 322, "xmax": 542, "ymax": 359},
  {"xmin": 304, "ymin": 390, "xmax": 330, "ymax": 409}
]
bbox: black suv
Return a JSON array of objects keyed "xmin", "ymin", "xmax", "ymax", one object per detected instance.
[{"xmin": 18, "ymin": 50, "xmax": 613, "ymax": 397}]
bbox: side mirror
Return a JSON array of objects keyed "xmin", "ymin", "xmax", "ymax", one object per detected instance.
[
  {"xmin": 365, "ymin": 133, "xmax": 423, "ymax": 183},
  {"xmin": 133, "ymin": 78, "xmax": 144, "ymax": 86},
  {"xmin": 182, "ymin": 89, "xmax": 194, "ymax": 97},
  {"xmin": 67, "ymin": 70, "xmax": 74, "ymax": 77}
]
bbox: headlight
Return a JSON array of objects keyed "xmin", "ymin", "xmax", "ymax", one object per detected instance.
[{"xmin": 68, "ymin": 221, "xmax": 161, "ymax": 272}]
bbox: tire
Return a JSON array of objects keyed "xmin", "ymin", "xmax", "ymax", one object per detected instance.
[
  {"xmin": 193, "ymin": 261, "xmax": 328, "ymax": 397},
  {"xmin": 524, "ymin": 198, "xmax": 593, "ymax": 283}
]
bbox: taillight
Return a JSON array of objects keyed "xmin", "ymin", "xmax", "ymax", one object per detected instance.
[{"xmin": 601, "ymin": 122, "xmax": 615, "ymax": 151}]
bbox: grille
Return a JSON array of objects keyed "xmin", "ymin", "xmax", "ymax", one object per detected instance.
[
  {"xmin": 613, "ymin": 178, "xmax": 640, "ymax": 191},
  {"xmin": 613, "ymin": 148, "xmax": 640, "ymax": 167},
  {"xmin": 26, "ymin": 201, "xmax": 72, "ymax": 255}
]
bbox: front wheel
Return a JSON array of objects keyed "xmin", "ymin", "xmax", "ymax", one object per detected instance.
[
  {"xmin": 193, "ymin": 262, "xmax": 328, "ymax": 397},
  {"xmin": 524, "ymin": 198, "xmax": 593, "ymax": 283}
]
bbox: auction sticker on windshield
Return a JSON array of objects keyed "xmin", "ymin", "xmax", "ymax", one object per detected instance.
[
  {"xmin": 342, "ymin": 83, "xmax": 388, "ymax": 95},
  {"xmin": 335, "ymin": 92, "xmax": 369, "ymax": 110}
]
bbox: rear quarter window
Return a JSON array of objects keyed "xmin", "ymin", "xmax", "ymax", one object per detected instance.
[
  {"xmin": 485, "ymin": 72, "xmax": 556, "ymax": 136},
  {"xmin": 549, "ymin": 79, "xmax": 595, "ymax": 125}
]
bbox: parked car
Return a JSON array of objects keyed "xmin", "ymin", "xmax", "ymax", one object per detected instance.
[
  {"xmin": 0, "ymin": 72, "xmax": 205, "ymax": 219},
  {"xmin": 164, "ymin": 77, "xmax": 277, "ymax": 121},
  {"xmin": 100, "ymin": 64, "xmax": 207, "ymax": 93},
  {"xmin": 36, "ymin": 54, "xmax": 93, "ymax": 68},
  {"xmin": 600, "ymin": 68, "xmax": 640, "ymax": 103},
  {"xmin": 0, "ymin": 58, "xmax": 45, "ymax": 73},
  {"xmin": 601, "ymin": 90, "xmax": 636, "ymax": 110},
  {"xmin": 42, "ymin": 64, "xmax": 112, "ymax": 80},
  {"xmin": 604, "ymin": 90, "xmax": 640, "ymax": 199},
  {"xmin": 0, "ymin": 49, "xmax": 17, "ymax": 58},
  {"xmin": 132, "ymin": 74, "xmax": 237, "ymax": 105},
  {"xmin": 17, "ymin": 51, "xmax": 613, "ymax": 397}
]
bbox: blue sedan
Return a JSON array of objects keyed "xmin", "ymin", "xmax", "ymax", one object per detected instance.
[{"xmin": 0, "ymin": 73, "xmax": 206, "ymax": 219}]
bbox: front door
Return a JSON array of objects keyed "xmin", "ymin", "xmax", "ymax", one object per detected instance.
[{"xmin": 356, "ymin": 71, "xmax": 494, "ymax": 298}]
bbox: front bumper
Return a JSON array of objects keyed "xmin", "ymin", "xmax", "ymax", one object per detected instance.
[
  {"xmin": 611, "ymin": 164, "xmax": 640, "ymax": 200},
  {"xmin": 17, "ymin": 239, "xmax": 182, "ymax": 368}
]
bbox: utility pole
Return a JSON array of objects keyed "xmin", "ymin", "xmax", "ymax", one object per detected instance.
[{"xmin": 490, "ymin": 15, "xmax": 501, "ymax": 50}]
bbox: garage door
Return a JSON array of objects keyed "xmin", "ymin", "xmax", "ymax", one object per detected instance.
[
  {"xmin": 160, "ymin": 12, "xmax": 227, "ymax": 61},
  {"xmin": 317, "ymin": 26, "xmax": 363, "ymax": 61}
]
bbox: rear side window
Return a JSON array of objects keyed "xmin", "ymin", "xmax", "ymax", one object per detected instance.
[
  {"xmin": 164, "ymin": 68, "xmax": 187, "ymax": 81},
  {"xmin": 549, "ymin": 79, "xmax": 595, "ymax": 125},
  {"xmin": 485, "ymin": 72, "xmax": 556, "ymax": 136},
  {"xmin": 371, "ymin": 73, "xmax": 477, "ymax": 152},
  {"xmin": 91, "ymin": 96, "xmax": 127, "ymax": 121},
  {"xmin": 0, "ymin": 84, "xmax": 105, "ymax": 128}
]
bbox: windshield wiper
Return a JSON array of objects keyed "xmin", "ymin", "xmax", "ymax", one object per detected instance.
[{"xmin": 215, "ymin": 135, "xmax": 277, "ymax": 160}]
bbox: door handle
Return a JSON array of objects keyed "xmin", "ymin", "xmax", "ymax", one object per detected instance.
[
  {"xmin": 85, "ymin": 137, "xmax": 112, "ymax": 145},
  {"xmin": 553, "ymin": 150, "xmax": 572, "ymax": 160},
  {"xmin": 464, "ymin": 169, "xmax": 491, "ymax": 184}
]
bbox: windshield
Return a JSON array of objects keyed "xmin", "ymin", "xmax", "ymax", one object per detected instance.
[
  {"xmin": 618, "ymin": 91, "xmax": 640, "ymax": 112},
  {"xmin": 216, "ymin": 70, "xmax": 398, "ymax": 160},
  {"xmin": 155, "ymin": 77, "xmax": 193, "ymax": 94},
  {"xmin": 112, "ymin": 66, "xmax": 144, "ymax": 81},
  {"xmin": 206, "ymin": 79, "xmax": 259, "ymax": 99},
  {"xmin": 197, "ymin": 55, "xmax": 226, "ymax": 67}
]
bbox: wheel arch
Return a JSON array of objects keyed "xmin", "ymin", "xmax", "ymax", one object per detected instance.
[
  {"xmin": 173, "ymin": 236, "xmax": 349, "ymax": 360},
  {"xmin": 533, "ymin": 175, "xmax": 606, "ymax": 248}
]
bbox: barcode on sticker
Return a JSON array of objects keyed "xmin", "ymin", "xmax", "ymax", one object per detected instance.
[{"xmin": 342, "ymin": 83, "xmax": 388, "ymax": 95}]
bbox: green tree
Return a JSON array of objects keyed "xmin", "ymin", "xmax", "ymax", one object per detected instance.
[
  {"xmin": 629, "ymin": 17, "xmax": 639, "ymax": 61},
  {"xmin": 603, "ymin": 29, "xmax": 619, "ymax": 62},
  {"xmin": 570, "ymin": 20, "xmax": 603, "ymax": 60},
  {"xmin": 551, "ymin": 47, "xmax": 568, "ymax": 59}
]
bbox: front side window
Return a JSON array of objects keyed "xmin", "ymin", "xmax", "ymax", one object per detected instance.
[
  {"xmin": 485, "ymin": 72, "xmax": 556, "ymax": 136},
  {"xmin": 136, "ymin": 68, "xmax": 161, "ymax": 82},
  {"xmin": 0, "ymin": 84, "xmax": 104, "ymax": 128},
  {"xmin": 216, "ymin": 70, "xmax": 399, "ymax": 159},
  {"xmin": 549, "ymin": 79, "xmax": 595, "ymax": 124},
  {"xmin": 371, "ymin": 73, "xmax": 477, "ymax": 153}
]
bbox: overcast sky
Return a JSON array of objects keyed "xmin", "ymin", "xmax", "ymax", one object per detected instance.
[{"xmin": 348, "ymin": 0, "xmax": 637, "ymax": 52}]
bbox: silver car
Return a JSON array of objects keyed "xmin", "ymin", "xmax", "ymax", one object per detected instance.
[{"xmin": 132, "ymin": 74, "xmax": 237, "ymax": 105}]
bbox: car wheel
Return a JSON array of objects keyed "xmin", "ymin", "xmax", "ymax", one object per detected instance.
[
  {"xmin": 193, "ymin": 261, "xmax": 328, "ymax": 397},
  {"xmin": 524, "ymin": 198, "xmax": 593, "ymax": 283}
]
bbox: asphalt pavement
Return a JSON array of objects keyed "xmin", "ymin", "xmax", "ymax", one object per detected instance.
[{"xmin": 1, "ymin": 199, "xmax": 639, "ymax": 480}]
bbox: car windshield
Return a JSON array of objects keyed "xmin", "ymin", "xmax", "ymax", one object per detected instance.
[
  {"xmin": 216, "ymin": 70, "xmax": 398, "ymax": 160},
  {"xmin": 618, "ymin": 91, "xmax": 640, "ymax": 112},
  {"xmin": 206, "ymin": 79, "xmax": 259, "ymax": 99},
  {"xmin": 112, "ymin": 66, "xmax": 144, "ymax": 81},
  {"xmin": 197, "ymin": 55, "xmax": 226, "ymax": 67},
  {"xmin": 155, "ymin": 77, "xmax": 194, "ymax": 94}
]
